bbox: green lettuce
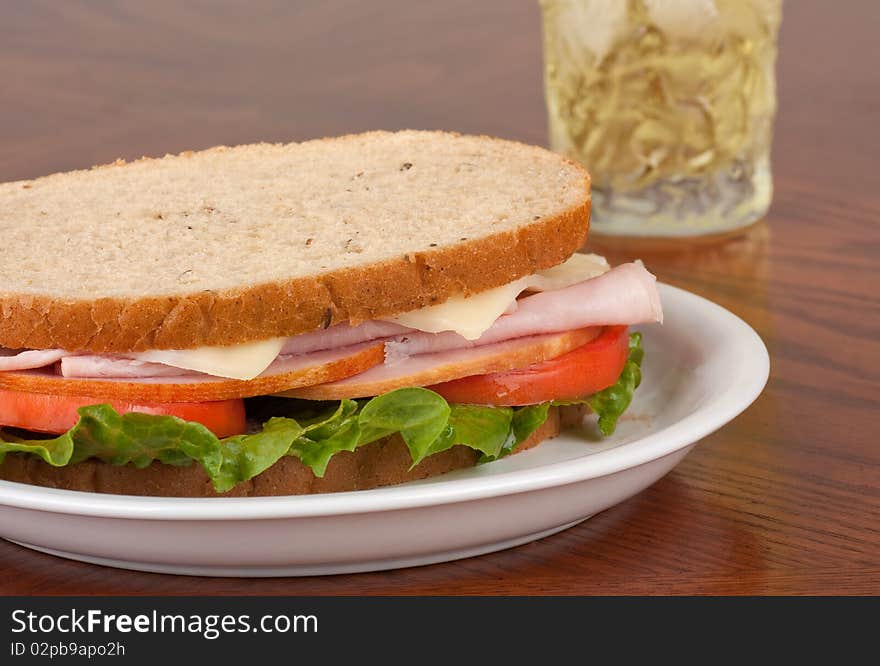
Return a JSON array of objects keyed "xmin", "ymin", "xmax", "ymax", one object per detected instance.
[
  {"xmin": 0, "ymin": 334, "xmax": 644, "ymax": 493},
  {"xmin": 553, "ymin": 331, "xmax": 644, "ymax": 436}
]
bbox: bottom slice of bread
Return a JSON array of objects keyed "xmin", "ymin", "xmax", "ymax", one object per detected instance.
[{"xmin": 0, "ymin": 406, "xmax": 587, "ymax": 497}]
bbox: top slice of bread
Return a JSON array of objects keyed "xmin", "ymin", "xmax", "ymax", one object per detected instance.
[{"xmin": 0, "ymin": 130, "xmax": 590, "ymax": 352}]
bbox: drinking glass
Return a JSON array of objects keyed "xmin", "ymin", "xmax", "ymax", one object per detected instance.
[{"xmin": 540, "ymin": 0, "xmax": 783, "ymax": 238}]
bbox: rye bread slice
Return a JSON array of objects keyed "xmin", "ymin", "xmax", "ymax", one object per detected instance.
[{"xmin": 0, "ymin": 130, "xmax": 590, "ymax": 353}]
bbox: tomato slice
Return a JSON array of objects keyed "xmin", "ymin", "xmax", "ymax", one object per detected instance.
[
  {"xmin": 0, "ymin": 389, "xmax": 246, "ymax": 438},
  {"xmin": 427, "ymin": 325, "xmax": 629, "ymax": 406}
]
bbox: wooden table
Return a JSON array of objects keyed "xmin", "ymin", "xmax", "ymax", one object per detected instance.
[{"xmin": 1, "ymin": 0, "xmax": 877, "ymax": 595}]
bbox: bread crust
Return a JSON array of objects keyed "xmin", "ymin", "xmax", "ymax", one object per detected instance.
[
  {"xmin": 0, "ymin": 202, "xmax": 588, "ymax": 352},
  {"xmin": 0, "ymin": 131, "xmax": 591, "ymax": 353},
  {"xmin": 0, "ymin": 406, "xmax": 585, "ymax": 497}
]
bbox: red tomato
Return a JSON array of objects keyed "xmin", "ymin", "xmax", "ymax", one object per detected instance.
[
  {"xmin": 428, "ymin": 325, "xmax": 629, "ymax": 406},
  {"xmin": 0, "ymin": 389, "xmax": 246, "ymax": 438}
]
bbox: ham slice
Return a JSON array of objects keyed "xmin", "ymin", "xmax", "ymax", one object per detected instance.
[
  {"xmin": 61, "ymin": 356, "xmax": 193, "ymax": 378},
  {"xmin": 0, "ymin": 342, "xmax": 385, "ymax": 402},
  {"xmin": 0, "ymin": 349, "xmax": 67, "ymax": 371},
  {"xmin": 384, "ymin": 261, "xmax": 662, "ymax": 362},
  {"xmin": 280, "ymin": 327, "xmax": 601, "ymax": 401},
  {"xmin": 279, "ymin": 321, "xmax": 410, "ymax": 355}
]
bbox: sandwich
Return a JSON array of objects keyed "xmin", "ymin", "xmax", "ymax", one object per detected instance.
[{"xmin": 0, "ymin": 130, "xmax": 662, "ymax": 497}]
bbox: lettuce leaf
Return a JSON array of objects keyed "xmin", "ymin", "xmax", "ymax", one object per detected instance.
[
  {"xmin": 287, "ymin": 400, "xmax": 360, "ymax": 479},
  {"xmin": 357, "ymin": 388, "xmax": 451, "ymax": 463},
  {"xmin": 427, "ymin": 404, "xmax": 514, "ymax": 463},
  {"xmin": 0, "ymin": 431, "xmax": 74, "ymax": 467},
  {"xmin": 588, "ymin": 331, "xmax": 644, "ymax": 435},
  {"xmin": 0, "ymin": 334, "xmax": 645, "ymax": 493},
  {"xmin": 553, "ymin": 331, "xmax": 644, "ymax": 436},
  {"xmin": 214, "ymin": 417, "xmax": 305, "ymax": 493}
]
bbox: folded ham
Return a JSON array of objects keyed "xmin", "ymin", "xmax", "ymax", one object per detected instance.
[
  {"xmin": 0, "ymin": 349, "xmax": 66, "ymax": 372},
  {"xmin": 60, "ymin": 356, "xmax": 193, "ymax": 378},
  {"xmin": 0, "ymin": 261, "xmax": 662, "ymax": 382},
  {"xmin": 384, "ymin": 261, "xmax": 661, "ymax": 362},
  {"xmin": 279, "ymin": 321, "xmax": 410, "ymax": 355}
]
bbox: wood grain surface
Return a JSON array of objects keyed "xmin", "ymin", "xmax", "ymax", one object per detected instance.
[{"xmin": 1, "ymin": 0, "xmax": 877, "ymax": 595}]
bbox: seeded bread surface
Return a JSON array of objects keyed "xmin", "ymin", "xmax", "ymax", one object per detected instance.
[{"xmin": 0, "ymin": 130, "xmax": 590, "ymax": 352}]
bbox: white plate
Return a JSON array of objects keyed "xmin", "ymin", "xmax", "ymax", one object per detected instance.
[{"xmin": 0, "ymin": 284, "xmax": 768, "ymax": 577}]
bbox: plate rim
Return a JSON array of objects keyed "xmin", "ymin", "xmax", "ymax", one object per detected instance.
[{"xmin": 0, "ymin": 283, "xmax": 769, "ymax": 521}]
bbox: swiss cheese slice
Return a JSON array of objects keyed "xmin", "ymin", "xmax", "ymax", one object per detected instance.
[{"xmin": 133, "ymin": 337, "xmax": 286, "ymax": 381}]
